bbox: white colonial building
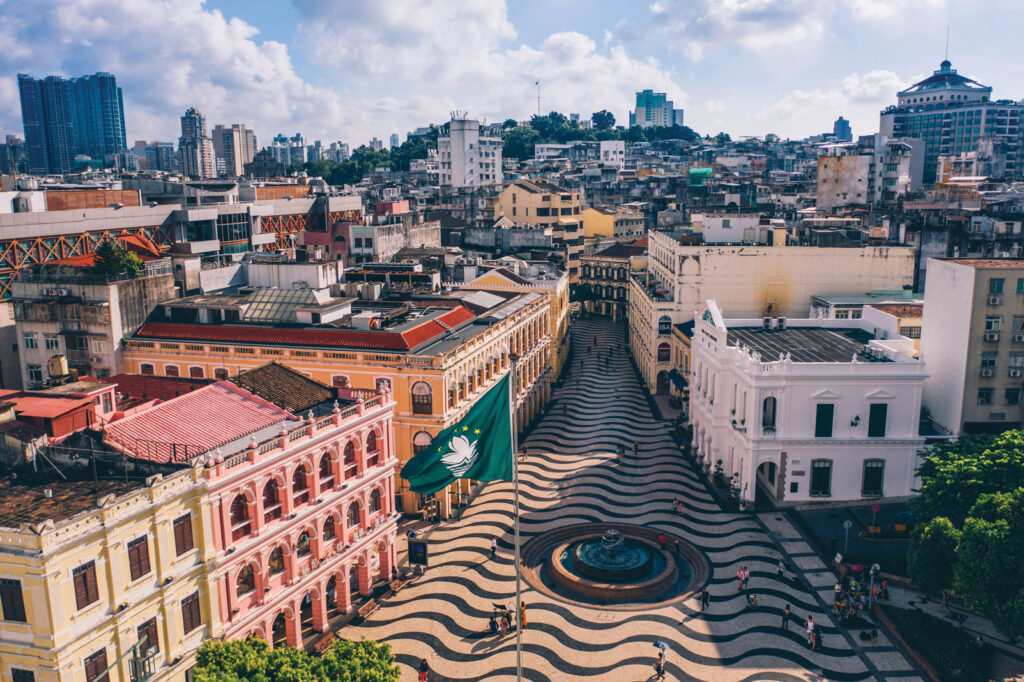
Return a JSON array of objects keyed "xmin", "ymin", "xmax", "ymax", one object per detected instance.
[{"xmin": 689, "ymin": 300, "xmax": 926, "ymax": 507}]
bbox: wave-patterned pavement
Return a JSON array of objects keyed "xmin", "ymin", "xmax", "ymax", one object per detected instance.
[{"xmin": 340, "ymin": 319, "xmax": 905, "ymax": 681}]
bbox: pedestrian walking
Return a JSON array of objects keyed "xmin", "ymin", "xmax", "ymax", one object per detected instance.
[
  {"xmin": 736, "ymin": 568, "xmax": 744, "ymax": 592},
  {"xmin": 782, "ymin": 604, "xmax": 791, "ymax": 630},
  {"xmin": 419, "ymin": 658, "xmax": 430, "ymax": 682},
  {"xmin": 673, "ymin": 540, "xmax": 680, "ymax": 557},
  {"xmin": 741, "ymin": 566, "xmax": 750, "ymax": 590},
  {"xmin": 805, "ymin": 616, "xmax": 815, "ymax": 648},
  {"xmin": 671, "ymin": 497, "xmax": 679, "ymax": 512},
  {"xmin": 777, "ymin": 559, "xmax": 785, "ymax": 578},
  {"xmin": 654, "ymin": 647, "xmax": 667, "ymax": 680},
  {"xmin": 633, "ymin": 440, "xmax": 639, "ymax": 456},
  {"xmin": 746, "ymin": 593, "xmax": 758, "ymax": 609},
  {"xmin": 490, "ymin": 536, "xmax": 498, "ymax": 559},
  {"xmin": 658, "ymin": 533, "xmax": 667, "ymax": 549},
  {"xmin": 700, "ymin": 587, "xmax": 710, "ymax": 611},
  {"xmin": 519, "ymin": 600, "xmax": 527, "ymax": 629},
  {"xmin": 676, "ymin": 501, "xmax": 685, "ymax": 516}
]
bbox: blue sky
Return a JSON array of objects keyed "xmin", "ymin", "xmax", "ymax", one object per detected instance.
[{"xmin": 1, "ymin": 0, "xmax": 1022, "ymax": 148}]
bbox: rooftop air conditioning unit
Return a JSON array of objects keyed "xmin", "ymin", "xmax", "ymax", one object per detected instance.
[
  {"xmin": 981, "ymin": 368, "xmax": 994, "ymax": 377},
  {"xmin": 762, "ymin": 318, "xmax": 772, "ymax": 330},
  {"xmin": 989, "ymin": 295, "xmax": 1002, "ymax": 306},
  {"xmin": 776, "ymin": 317, "xmax": 787, "ymax": 330}
]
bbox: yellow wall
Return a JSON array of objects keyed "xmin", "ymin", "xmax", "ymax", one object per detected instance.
[
  {"xmin": 582, "ymin": 208, "xmax": 614, "ymax": 238},
  {"xmin": 0, "ymin": 466, "xmax": 214, "ymax": 682},
  {"xmin": 494, "ymin": 183, "xmax": 583, "ymax": 281}
]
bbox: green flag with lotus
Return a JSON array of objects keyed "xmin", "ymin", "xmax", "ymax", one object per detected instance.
[{"xmin": 401, "ymin": 374, "xmax": 513, "ymax": 494}]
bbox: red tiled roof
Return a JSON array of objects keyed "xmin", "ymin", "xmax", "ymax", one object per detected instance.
[
  {"xmin": 0, "ymin": 390, "xmax": 95, "ymax": 419},
  {"xmin": 104, "ymin": 374, "xmax": 213, "ymax": 401},
  {"xmin": 632, "ymin": 236, "xmax": 649, "ymax": 247},
  {"xmin": 135, "ymin": 306, "xmax": 475, "ymax": 351},
  {"xmin": 104, "ymin": 381, "xmax": 294, "ymax": 463}
]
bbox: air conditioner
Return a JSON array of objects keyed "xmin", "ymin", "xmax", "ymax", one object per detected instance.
[
  {"xmin": 985, "ymin": 332, "xmax": 1000, "ymax": 342},
  {"xmin": 776, "ymin": 318, "xmax": 787, "ymax": 330},
  {"xmin": 762, "ymin": 318, "xmax": 772, "ymax": 329},
  {"xmin": 981, "ymin": 368, "xmax": 994, "ymax": 377},
  {"xmin": 1011, "ymin": 369, "xmax": 1022, "ymax": 378},
  {"xmin": 989, "ymin": 295, "xmax": 1002, "ymax": 305},
  {"xmin": 1015, "ymin": 334, "xmax": 1024, "ymax": 343}
]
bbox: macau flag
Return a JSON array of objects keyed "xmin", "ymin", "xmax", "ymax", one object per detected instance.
[{"xmin": 401, "ymin": 374, "xmax": 513, "ymax": 494}]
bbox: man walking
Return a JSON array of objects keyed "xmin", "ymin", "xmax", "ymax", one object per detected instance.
[
  {"xmin": 805, "ymin": 616, "xmax": 815, "ymax": 648},
  {"xmin": 777, "ymin": 559, "xmax": 785, "ymax": 578},
  {"xmin": 781, "ymin": 604, "xmax": 791, "ymax": 630},
  {"xmin": 418, "ymin": 658, "xmax": 430, "ymax": 682},
  {"xmin": 654, "ymin": 648, "xmax": 667, "ymax": 680},
  {"xmin": 490, "ymin": 536, "xmax": 498, "ymax": 560},
  {"xmin": 700, "ymin": 587, "xmax": 710, "ymax": 611},
  {"xmin": 519, "ymin": 600, "xmax": 527, "ymax": 629}
]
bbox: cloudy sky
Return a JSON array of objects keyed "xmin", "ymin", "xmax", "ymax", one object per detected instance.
[{"xmin": 2, "ymin": 0, "xmax": 1022, "ymax": 148}]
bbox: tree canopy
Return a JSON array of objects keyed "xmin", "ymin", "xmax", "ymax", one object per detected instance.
[
  {"xmin": 591, "ymin": 110, "xmax": 615, "ymax": 130},
  {"xmin": 907, "ymin": 517, "xmax": 960, "ymax": 594},
  {"xmin": 289, "ymin": 132, "xmax": 437, "ymax": 186},
  {"xmin": 192, "ymin": 636, "xmax": 400, "ymax": 682},
  {"xmin": 90, "ymin": 240, "xmax": 143, "ymax": 280}
]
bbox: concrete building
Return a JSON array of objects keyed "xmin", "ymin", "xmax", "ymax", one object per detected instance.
[
  {"xmin": 920, "ymin": 258, "xmax": 1024, "ymax": 434},
  {"xmin": 579, "ymin": 243, "xmax": 646, "ymax": 320},
  {"xmin": 816, "ymin": 135, "xmax": 923, "ymax": 212},
  {"xmin": 689, "ymin": 300, "xmax": 925, "ymax": 507},
  {"xmin": 179, "ymin": 108, "xmax": 216, "ymax": 179},
  {"xmin": 582, "ymin": 207, "xmax": 645, "ymax": 239},
  {"xmin": 629, "ymin": 90, "xmax": 684, "ymax": 128},
  {"xmin": 133, "ymin": 141, "xmax": 176, "ymax": 172},
  {"xmin": 628, "ymin": 231, "xmax": 916, "ymax": 394},
  {"xmin": 833, "ymin": 116, "xmax": 853, "ymax": 142},
  {"xmin": 880, "ymin": 60, "xmax": 1024, "ymax": 183},
  {"xmin": 12, "ymin": 259, "xmax": 177, "ymax": 385},
  {"xmin": 437, "ymin": 117, "xmax": 503, "ymax": 188},
  {"xmin": 213, "ymin": 124, "xmax": 257, "ymax": 178},
  {"xmin": 493, "ymin": 180, "xmax": 583, "ymax": 280}
]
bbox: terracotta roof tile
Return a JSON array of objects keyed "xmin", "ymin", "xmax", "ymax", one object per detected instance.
[{"xmin": 230, "ymin": 362, "xmax": 335, "ymax": 413}]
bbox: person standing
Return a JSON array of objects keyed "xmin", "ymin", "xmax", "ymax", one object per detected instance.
[
  {"xmin": 781, "ymin": 604, "xmax": 791, "ymax": 630},
  {"xmin": 419, "ymin": 658, "xmax": 430, "ymax": 682},
  {"xmin": 658, "ymin": 533, "xmax": 667, "ymax": 549},
  {"xmin": 655, "ymin": 648, "xmax": 667, "ymax": 680},
  {"xmin": 519, "ymin": 600, "xmax": 527, "ymax": 629},
  {"xmin": 700, "ymin": 587, "xmax": 710, "ymax": 611},
  {"xmin": 736, "ymin": 568, "xmax": 744, "ymax": 592},
  {"xmin": 777, "ymin": 559, "xmax": 785, "ymax": 578},
  {"xmin": 491, "ymin": 536, "xmax": 498, "ymax": 560},
  {"xmin": 805, "ymin": 616, "xmax": 815, "ymax": 648},
  {"xmin": 671, "ymin": 497, "xmax": 679, "ymax": 513},
  {"xmin": 633, "ymin": 440, "xmax": 639, "ymax": 456},
  {"xmin": 741, "ymin": 566, "xmax": 750, "ymax": 591}
]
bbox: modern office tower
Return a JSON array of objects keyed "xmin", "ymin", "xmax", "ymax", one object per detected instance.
[
  {"xmin": 629, "ymin": 89, "xmax": 685, "ymax": 128},
  {"xmin": 213, "ymin": 124, "xmax": 257, "ymax": 177},
  {"xmin": 389, "ymin": 133, "xmax": 400, "ymax": 149},
  {"xmin": 179, "ymin": 108, "xmax": 216, "ymax": 179},
  {"xmin": 833, "ymin": 116, "xmax": 853, "ymax": 142},
  {"xmin": 17, "ymin": 72, "xmax": 126, "ymax": 174},
  {"xmin": 370, "ymin": 137, "xmax": 384, "ymax": 152},
  {"xmin": 437, "ymin": 116, "xmax": 503, "ymax": 187},
  {"xmin": 880, "ymin": 60, "xmax": 1024, "ymax": 184}
]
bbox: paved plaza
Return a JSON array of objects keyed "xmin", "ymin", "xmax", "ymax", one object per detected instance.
[{"xmin": 341, "ymin": 318, "xmax": 923, "ymax": 681}]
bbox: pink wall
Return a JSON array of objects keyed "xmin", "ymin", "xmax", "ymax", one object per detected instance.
[{"xmin": 205, "ymin": 394, "xmax": 400, "ymax": 648}]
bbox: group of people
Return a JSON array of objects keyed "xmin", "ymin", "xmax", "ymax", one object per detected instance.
[
  {"xmin": 488, "ymin": 600, "xmax": 527, "ymax": 636},
  {"xmin": 832, "ymin": 568, "xmax": 888, "ymax": 624}
]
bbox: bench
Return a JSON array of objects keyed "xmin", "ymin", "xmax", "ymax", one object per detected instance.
[
  {"xmin": 357, "ymin": 599, "xmax": 379, "ymax": 621},
  {"xmin": 312, "ymin": 631, "xmax": 336, "ymax": 656},
  {"xmin": 389, "ymin": 577, "xmax": 412, "ymax": 595}
]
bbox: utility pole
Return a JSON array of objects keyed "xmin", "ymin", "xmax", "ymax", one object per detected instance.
[{"xmin": 535, "ymin": 81, "xmax": 541, "ymax": 117}]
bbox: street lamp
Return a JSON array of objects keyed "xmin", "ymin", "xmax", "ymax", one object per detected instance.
[{"xmin": 869, "ymin": 563, "xmax": 880, "ymax": 611}]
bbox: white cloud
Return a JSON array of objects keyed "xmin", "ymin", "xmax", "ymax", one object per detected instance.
[
  {"xmin": 844, "ymin": 0, "xmax": 945, "ymax": 22},
  {"xmin": 842, "ymin": 70, "xmax": 909, "ymax": 102},
  {"xmin": 705, "ymin": 99, "xmax": 726, "ymax": 114}
]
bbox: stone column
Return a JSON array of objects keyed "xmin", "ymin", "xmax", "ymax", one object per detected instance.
[
  {"xmin": 285, "ymin": 601, "xmax": 302, "ymax": 648},
  {"xmin": 337, "ymin": 571, "xmax": 352, "ymax": 614},
  {"xmin": 311, "ymin": 586, "xmax": 329, "ymax": 633}
]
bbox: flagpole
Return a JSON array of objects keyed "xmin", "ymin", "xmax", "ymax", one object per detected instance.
[{"xmin": 508, "ymin": 353, "xmax": 522, "ymax": 682}]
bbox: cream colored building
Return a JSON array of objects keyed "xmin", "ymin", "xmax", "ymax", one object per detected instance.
[
  {"xmin": 629, "ymin": 231, "xmax": 916, "ymax": 394},
  {"xmin": 0, "ymin": 465, "xmax": 214, "ymax": 682},
  {"xmin": 582, "ymin": 207, "xmax": 645, "ymax": 240},
  {"xmin": 494, "ymin": 180, "xmax": 583, "ymax": 282}
]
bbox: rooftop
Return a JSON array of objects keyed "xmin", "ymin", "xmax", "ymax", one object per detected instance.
[
  {"xmin": 0, "ymin": 477, "xmax": 142, "ymax": 528},
  {"xmin": 593, "ymin": 244, "xmax": 647, "ymax": 259},
  {"xmin": 104, "ymin": 381, "xmax": 295, "ymax": 464},
  {"xmin": 104, "ymin": 374, "xmax": 213, "ymax": 409},
  {"xmin": 513, "ymin": 178, "xmax": 570, "ymax": 195},
  {"xmin": 811, "ymin": 289, "xmax": 921, "ymax": 305},
  {"xmin": 229, "ymin": 362, "xmax": 336, "ymax": 414},
  {"xmin": 0, "ymin": 390, "xmax": 96, "ymax": 419},
  {"xmin": 727, "ymin": 326, "xmax": 887, "ymax": 363},
  {"xmin": 899, "ymin": 60, "xmax": 991, "ymax": 96},
  {"xmin": 870, "ymin": 303, "xmax": 923, "ymax": 318},
  {"xmin": 945, "ymin": 258, "xmax": 1024, "ymax": 269}
]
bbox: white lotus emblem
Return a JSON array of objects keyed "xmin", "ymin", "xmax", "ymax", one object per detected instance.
[{"xmin": 441, "ymin": 435, "xmax": 479, "ymax": 477}]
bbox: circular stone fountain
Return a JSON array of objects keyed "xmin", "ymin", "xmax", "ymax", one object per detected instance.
[{"xmin": 522, "ymin": 523, "xmax": 709, "ymax": 609}]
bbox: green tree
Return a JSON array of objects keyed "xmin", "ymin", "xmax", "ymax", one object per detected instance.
[
  {"xmin": 591, "ymin": 110, "xmax": 615, "ymax": 130},
  {"xmin": 954, "ymin": 488, "xmax": 1024, "ymax": 637},
  {"xmin": 912, "ymin": 432, "xmax": 1024, "ymax": 525},
  {"xmin": 90, "ymin": 240, "xmax": 143, "ymax": 280},
  {"xmin": 501, "ymin": 125, "xmax": 543, "ymax": 160},
  {"xmin": 192, "ymin": 636, "xmax": 400, "ymax": 682},
  {"xmin": 502, "ymin": 118, "xmax": 519, "ymax": 130},
  {"xmin": 907, "ymin": 517, "xmax": 961, "ymax": 594}
]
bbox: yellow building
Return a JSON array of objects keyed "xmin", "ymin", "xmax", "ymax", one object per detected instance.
[
  {"xmin": 121, "ymin": 295, "xmax": 552, "ymax": 516},
  {"xmin": 459, "ymin": 265, "xmax": 570, "ymax": 376},
  {"xmin": 581, "ymin": 207, "xmax": 645, "ymax": 240},
  {"xmin": 493, "ymin": 180, "xmax": 583, "ymax": 281},
  {"xmin": 0, "ymin": 465, "xmax": 214, "ymax": 682}
]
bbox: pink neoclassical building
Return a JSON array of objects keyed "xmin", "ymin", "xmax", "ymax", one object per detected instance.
[
  {"xmin": 207, "ymin": 364, "xmax": 400, "ymax": 648},
  {"xmin": 104, "ymin": 362, "xmax": 400, "ymax": 650}
]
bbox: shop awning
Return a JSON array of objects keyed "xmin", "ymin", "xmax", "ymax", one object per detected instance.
[{"xmin": 668, "ymin": 369, "xmax": 687, "ymax": 390}]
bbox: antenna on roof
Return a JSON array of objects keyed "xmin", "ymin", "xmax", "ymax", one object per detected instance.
[{"xmin": 945, "ymin": 25, "xmax": 950, "ymax": 61}]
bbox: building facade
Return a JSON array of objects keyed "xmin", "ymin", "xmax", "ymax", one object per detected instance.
[
  {"xmin": 178, "ymin": 109, "xmax": 216, "ymax": 180},
  {"xmin": 920, "ymin": 258, "xmax": 1024, "ymax": 434},
  {"xmin": 689, "ymin": 300, "xmax": 925, "ymax": 507},
  {"xmin": 493, "ymin": 180, "xmax": 583, "ymax": 281},
  {"xmin": 579, "ymin": 244, "xmax": 645, "ymax": 320},
  {"xmin": 629, "ymin": 90, "xmax": 684, "ymax": 128},
  {"xmin": 437, "ymin": 118, "xmax": 503, "ymax": 188},
  {"xmin": 628, "ymin": 231, "xmax": 916, "ymax": 394},
  {"xmin": 212, "ymin": 125, "xmax": 257, "ymax": 178}
]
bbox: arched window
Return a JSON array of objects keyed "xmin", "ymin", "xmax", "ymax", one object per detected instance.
[
  {"xmin": 292, "ymin": 465, "xmax": 310, "ymax": 506},
  {"xmin": 617, "ymin": 268, "xmax": 626, "ymax": 280},
  {"xmin": 343, "ymin": 442, "xmax": 357, "ymax": 479},
  {"xmin": 658, "ymin": 315, "xmax": 672, "ymax": 335},
  {"xmin": 369, "ymin": 488, "xmax": 382, "ymax": 514},
  {"xmin": 236, "ymin": 564, "xmax": 256, "ymax": 595},
  {"xmin": 164, "ymin": 365, "xmax": 180, "ymax": 377},
  {"xmin": 267, "ymin": 547, "xmax": 285, "ymax": 575},
  {"xmin": 318, "ymin": 454, "xmax": 334, "ymax": 492},
  {"xmin": 762, "ymin": 397, "xmax": 777, "ymax": 430},
  {"xmin": 411, "ymin": 382, "xmax": 432, "ymax": 415},
  {"xmin": 657, "ymin": 342, "xmax": 671, "ymax": 362},
  {"xmin": 263, "ymin": 480, "xmax": 282, "ymax": 522},
  {"xmin": 582, "ymin": 265, "xmax": 591, "ymax": 278},
  {"xmin": 229, "ymin": 495, "xmax": 250, "ymax": 540},
  {"xmin": 189, "ymin": 366, "xmax": 204, "ymax": 379},
  {"xmin": 365, "ymin": 431, "xmax": 379, "ymax": 467},
  {"xmin": 323, "ymin": 516, "xmax": 336, "ymax": 541},
  {"xmin": 214, "ymin": 368, "xmax": 228, "ymax": 380},
  {"xmin": 295, "ymin": 531, "xmax": 311, "ymax": 556},
  {"xmin": 347, "ymin": 501, "xmax": 360, "ymax": 529},
  {"xmin": 140, "ymin": 363, "xmax": 154, "ymax": 376},
  {"xmin": 413, "ymin": 431, "xmax": 433, "ymax": 455}
]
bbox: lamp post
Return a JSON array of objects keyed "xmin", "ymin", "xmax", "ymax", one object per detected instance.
[{"xmin": 869, "ymin": 563, "xmax": 880, "ymax": 611}]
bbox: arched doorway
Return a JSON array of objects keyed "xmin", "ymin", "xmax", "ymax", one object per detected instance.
[
  {"xmin": 755, "ymin": 461, "xmax": 780, "ymax": 510},
  {"xmin": 656, "ymin": 370, "xmax": 671, "ymax": 395},
  {"xmin": 271, "ymin": 613, "xmax": 287, "ymax": 648}
]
